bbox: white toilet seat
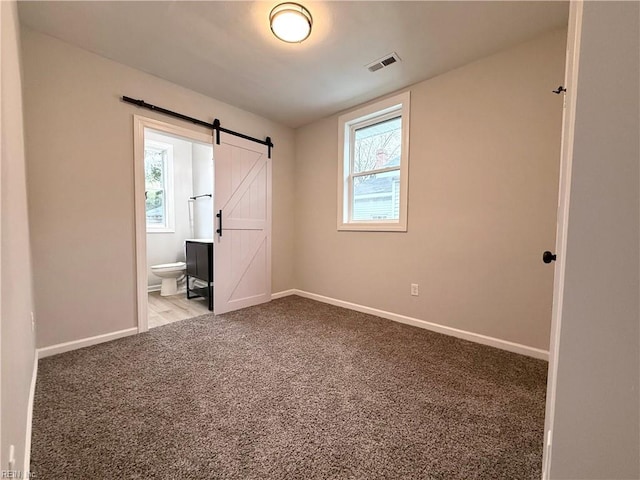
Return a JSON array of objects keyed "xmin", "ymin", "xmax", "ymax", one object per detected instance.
[{"xmin": 152, "ymin": 261, "xmax": 186, "ymax": 273}]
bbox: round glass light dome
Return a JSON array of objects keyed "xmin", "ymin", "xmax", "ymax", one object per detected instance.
[{"xmin": 270, "ymin": 3, "xmax": 313, "ymax": 43}]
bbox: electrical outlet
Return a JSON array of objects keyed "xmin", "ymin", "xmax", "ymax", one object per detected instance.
[{"xmin": 411, "ymin": 283, "xmax": 419, "ymax": 296}]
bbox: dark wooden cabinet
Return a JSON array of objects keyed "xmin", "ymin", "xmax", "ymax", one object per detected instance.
[{"xmin": 185, "ymin": 241, "xmax": 213, "ymax": 311}]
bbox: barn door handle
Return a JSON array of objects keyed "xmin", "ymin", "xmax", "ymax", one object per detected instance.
[
  {"xmin": 542, "ymin": 251, "xmax": 556, "ymax": 264},
  {"xmin": 216, "ymin": 210, "xmax": 223, "ymax": 237}
]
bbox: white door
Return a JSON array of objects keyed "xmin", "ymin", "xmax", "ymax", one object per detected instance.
[
  {"xmin": 541, "ymin": 2, "xmax": 583, "ymax": 478},
  {"xmin": 213, "ymin": 132, "xmax": 272, "ymax": 314}
]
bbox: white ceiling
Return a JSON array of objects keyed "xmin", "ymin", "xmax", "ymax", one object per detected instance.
[{"xmin": 18, "ymin": 1, "xmax": 568, "ymax": 128}]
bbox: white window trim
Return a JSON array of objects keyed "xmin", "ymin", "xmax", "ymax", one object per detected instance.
[
  {"xmin": 145, "ymin": 139, "xmax": 175, "ymax": 233},
  {"xmin": 337, "ymin": 91, "xmax": 410, "ymax": 232}
]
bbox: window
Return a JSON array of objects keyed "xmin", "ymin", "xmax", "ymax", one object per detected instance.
[
  {"xmin": 144, "ymin": 140, "xmax": 175, "ymax": 232},
  {"xmin": 338, "ymin": 91, "xmax": 410, "ymax": 231}
]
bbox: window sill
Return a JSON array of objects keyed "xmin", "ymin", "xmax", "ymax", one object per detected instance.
[
  {"xmin": 338, "ymin": 223, "xmax": 407, "ymax": 232},
  {"xmin": 147, "ymin": 228, "xmax": 176, "ymax": 234}
]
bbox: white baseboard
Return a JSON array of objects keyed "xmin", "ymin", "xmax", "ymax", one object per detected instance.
[
  {"xmin": 276, "ymin": 289, "xmax": 548, "ymax": 361},
  {"xmin": 36, "ymin": 291, "xmax": 548, "ymax": 360},
  {"xmin": 37, "ymin": 327, "xmax": 138, "ymax": 359},
  {"xmin": 24, "ymin": 350, "xmax": 38, "ymax": 474},
  {"xmin": 271, "ymin": 289, "xmax": 297, "ymax": 300}
]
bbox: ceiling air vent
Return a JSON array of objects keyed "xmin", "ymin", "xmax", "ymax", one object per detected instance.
[{"xmin": 366, "ymin": 52, "xmax": 401, "ymax": 73}]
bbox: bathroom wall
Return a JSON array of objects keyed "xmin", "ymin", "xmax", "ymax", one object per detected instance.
[
  {"xmin": 146, "ymin": 129, "xmax": 194, "ymax": 289},
  {"xmin": 191, "ymin": 142, "xmax": 214, "ymax": 239}
]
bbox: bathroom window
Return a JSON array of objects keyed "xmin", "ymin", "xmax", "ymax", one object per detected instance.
[{"xmin": 145, "ymin": 140, "xmax": 175, "ymax": 233}]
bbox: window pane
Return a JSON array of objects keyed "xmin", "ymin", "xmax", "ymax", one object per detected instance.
[
  {"xmin": 146, "ymin": 189, "xmax": 165, "ymax": 225},
  {"xmin": 352, "ymin": 169, "xmax": 400, "ymax": 221},
  {"xmin": 353, "ymin": 116, "xmax": 401, "ymax": 174},
  {"xmin": 145, "ymin": 147, "xmax": 167, "ymax": 227},
  {"xmin": 145, "ymin": 149, "xmax": 165, "ymax": 189}
]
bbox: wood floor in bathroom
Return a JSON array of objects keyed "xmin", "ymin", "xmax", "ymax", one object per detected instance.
[{"xmin": 147, "ymin": 291, "xmax": 211, "ymax": 329}]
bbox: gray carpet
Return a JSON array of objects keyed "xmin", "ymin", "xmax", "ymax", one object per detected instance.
[{"xmin": 31, "ymin": 296, "xmax": 548, "ymax": 479}]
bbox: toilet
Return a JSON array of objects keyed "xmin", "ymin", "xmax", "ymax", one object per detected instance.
[{"xmin": 151, "ymin": 262, "xmax": 186, "ymax": 296}]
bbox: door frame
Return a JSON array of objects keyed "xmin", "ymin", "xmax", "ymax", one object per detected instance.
[
  {"xmin": 133, "ymin": 115, "xmax": 213, "ymax": 332},
  {"xmin": 541, "ymin": 2, "xmax": 584, "ymax": 478}
]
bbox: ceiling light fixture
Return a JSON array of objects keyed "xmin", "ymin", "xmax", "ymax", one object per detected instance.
[{"xmin": 270, "ymin": 2, "xmax": 313, "ymax": 43}]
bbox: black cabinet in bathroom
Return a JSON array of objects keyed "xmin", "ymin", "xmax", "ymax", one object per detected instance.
[{"xmin": 185, "ymin": 240, "xmax": 213, "ymax": 311}]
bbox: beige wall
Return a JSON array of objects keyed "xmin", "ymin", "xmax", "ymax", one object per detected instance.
[
  {"xmin": 294, "ymin": 29, "xmax": 566, "ymax": 351},
  {"xmin": 549, "ymin": 2, "xmax": 640, "ymax": 478},
  {"xmin": 21, "ymin": 28, "xmax": 296, "ymax": 348},
  {"xmin": 1, "ymin": 0, "xmax": 37, "ymax": 470}
]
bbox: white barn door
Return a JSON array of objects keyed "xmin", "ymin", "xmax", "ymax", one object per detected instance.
[{"xmin": 213, "ymin": 132, "xmax": 271, "ymax": 314}]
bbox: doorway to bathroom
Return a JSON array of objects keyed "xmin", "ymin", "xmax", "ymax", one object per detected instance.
[
  {"xmin": 133, "ymin": 114, "xmax": 274, "ymax": 332},
  {"xmin": 134, "ymin": 117, "xmax": 214, "ymax": 330}
]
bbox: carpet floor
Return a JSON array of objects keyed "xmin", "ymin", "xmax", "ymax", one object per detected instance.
[{"xmin": 31, "ymin": 296, "xmax": 548, "ymax": 479}]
